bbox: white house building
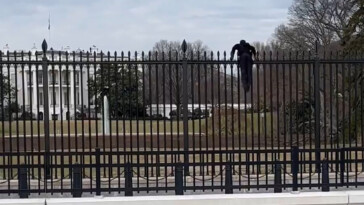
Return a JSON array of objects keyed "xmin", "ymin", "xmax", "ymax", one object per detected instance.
[{"xmin": 2, "ymin": 44, "xmax": 97, "ymax": 120}]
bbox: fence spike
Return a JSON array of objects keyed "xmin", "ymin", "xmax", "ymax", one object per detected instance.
[
  {"xmin": 42, "ymin": 39, "xmax": 48, "ymax": 53},
  {"xmin": 182, "ymin": 40, "xmax": 187, "ymax": 53}
]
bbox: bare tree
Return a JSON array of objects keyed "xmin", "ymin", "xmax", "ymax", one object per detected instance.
[
  {"xmin": 145, "ymin": 40, "xmax": 210, "ymax": 109},
  {"xmin": 274, "ymin": 0, "xmax": 356, "ymax": 51},
  {"xmin": 145, "ymin": 40, "xmax": 242, "ymax": 117}
]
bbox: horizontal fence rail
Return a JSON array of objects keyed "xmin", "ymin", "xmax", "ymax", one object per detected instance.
[{"xmin": 0, "ymin": 40, "xmax": 364, "ymax": 197}]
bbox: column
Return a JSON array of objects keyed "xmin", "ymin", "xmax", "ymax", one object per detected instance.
[
  {"xmin": 24, "ymin": 70, "xmax": 29, "ymax": 107},
  {"xmin": 70, "ymin": 69, "xmax": 74, "ymax": 117},
  {"xmin": 59, "ymin": 68, "xmax": 63, "ymax": 119},
  {"xmin": 32, "ymin": 67, "xmax": 37, "ymax": 115}
]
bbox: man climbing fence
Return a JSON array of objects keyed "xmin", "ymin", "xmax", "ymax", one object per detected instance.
[{"xmin": 230, "ymin": 40, "xmax": 257, "ymax": 92}]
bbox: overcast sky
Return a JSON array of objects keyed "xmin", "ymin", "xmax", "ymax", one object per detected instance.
[{"xmin": 0, "ymin": 0, "xmax": 292, "ymax": 52}]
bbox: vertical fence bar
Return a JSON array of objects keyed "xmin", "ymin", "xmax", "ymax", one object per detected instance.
[
  {"xmin": 181, "ymin": 40, "xmax": 189, "ymax": 175},
  {"xmin": 42, "ymin": 40, "xmax": 51, "ymax": 180},
  {"xmin": 0, "ymin": 51, "xmax": 4, "ymax": 181},
  {"xmin": 313, "ymin": 41, "xmax": 321, "ymax": 173}
]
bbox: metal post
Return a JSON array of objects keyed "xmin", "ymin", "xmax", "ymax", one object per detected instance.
[
  {"xmin": 175, "ymin": 163, "xmax": 184, "ymax": 195},
  {"xmin": 125, "ymin": 162, "xmax": 133, "ymax": 196},
  {"xmin": 72, "ymin": 163, "xmax": 82, "ymax": 197},
  {"xmin": 274, "ymin": 162, "xmax": 282, "ymax": 193},
  {"xmin": 340, "ymin": 148, "xmax": 345, "ymax": 186},
  {"xmin": 18, "ymin": 165, "xmax": 28, "ymax": 198},
  {"xmin": 181, "ymin": 40, "xmax": 190, "ymax": 176},
  {"xmin": 322, "ymin": 158, "xmax": 329, "ymax": 192},
  {"xmin": 95, "ymin": 148, "xmax": 101, "ymax": 196},
  {"xmin": 42, "ymin": 39, "xmax": 51, "ymax": 179},
  {"xmin": 313, "ymin": 41, "xmax": 321, "ymax": 173},
  {"xmin": 225, "ymin": 162, "xmax": 233, "ymax": 194},
  {"xmin": 292, "ymin": 146, "xmax": 299, "ymax": 191}
]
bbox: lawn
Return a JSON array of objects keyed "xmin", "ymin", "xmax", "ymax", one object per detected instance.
[{"xmin": 0, "ymin": 113, "xmax": 271, "ymax": 137}]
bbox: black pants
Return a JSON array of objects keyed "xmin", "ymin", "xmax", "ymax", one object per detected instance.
[{"xmin": 239, "ymin": 53, "xmax": 253, "ymax": 92}]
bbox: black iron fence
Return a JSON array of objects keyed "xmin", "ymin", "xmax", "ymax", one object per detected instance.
[{"xmin": 0, "ymin": 40, "xmax": 364, "ymax": 197}]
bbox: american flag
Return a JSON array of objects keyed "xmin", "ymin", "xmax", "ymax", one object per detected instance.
[{"xmin": 48, "ymin": 13, "xmax": 50, "ymax": 30}]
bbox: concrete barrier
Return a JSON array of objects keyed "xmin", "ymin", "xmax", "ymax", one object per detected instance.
[
  {"xmin": 3, "ymin": 191, "xmax": 364, "ymax": 205},
  {"xmin": 347, "ymin": 191, "xmax": 364, "ymax": 205},
  {"xmin": 45, "ymin": 193, "xmax": 349, "ymax": 205},
  {"xmin": 0, "ymin": 198, "xmax": 44, "ymax": 205}
]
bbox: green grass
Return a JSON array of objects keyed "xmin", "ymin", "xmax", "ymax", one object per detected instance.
[{"xmin": 0, "ymin": 112, "xmax": 269, "ymax": 137}]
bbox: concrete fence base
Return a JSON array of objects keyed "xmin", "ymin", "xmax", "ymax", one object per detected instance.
[{"xmin": 2, "ymin": 191, "xmax": 364, "ymax": 205}]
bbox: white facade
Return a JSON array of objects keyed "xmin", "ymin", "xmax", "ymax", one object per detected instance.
[{"xmin": 2, "ymin": 45, "xmax": 93, "ymax": 120}]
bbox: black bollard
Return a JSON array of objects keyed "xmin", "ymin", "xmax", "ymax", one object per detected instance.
[
  {"xmin": 72, "ymin": 163, "xmax": 82, "ymax": 197},
  {"xmin": 274, "ymin": 163, "xmax": 282, "ymax": 193},
  {"xmin": 225, "ymin": 162, "xmax": 233, "ymax": 194},
  {"xmin": 322, "ymin": 159, "xmax": 330, "ymax": 192},
  {"xmin": 175, "ymin": 163, "xmax": 184, "ymax": 195},
  {"xmin": 124, "ymin": 162, "xmax": 133, "ymax": 196},
  {"xmin": 291, "ymin": 146, "xmax": 299, "ymax": 191},
  {"xmin": 18, "ymin": 166, "xmax": 29, "ymax": 198},
  {"xmin": 95, "ymin": 148, "xmax": 101, "ymax": 196},
  {"xmin": 340, "ymin": 148, "xmax": 345, "ymax": 186}
]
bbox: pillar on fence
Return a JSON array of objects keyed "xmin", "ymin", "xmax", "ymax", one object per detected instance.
[
  {"xmin": 95, "ymin": 148, "xmax": 101, "ymax": 196},
  {"xmin": 225, "ymin": 162, "xmax": 233, "ymax": 194},
  {"xmin": 313, "ymin": 40, "xmax": 321, "ymax": 173},
  {"xmin": 175, "ymin": 163, "xmax": 184, "ymax": 195},
  {"xmin": 322, "ymin": 158, "xmax": 330, "ymax": 192},
  {"xmin": 340, "ymin": 148, "xmax": 345, "ymax": 186},
  {"xmin": 181, "ymin": 39, "xmax": 190, "ymax": 176},
  {"xmin": 18, "ymin": 165, "xmax": 29, "ymax": 198},
  {"xmin": 274, "ymin": 162, "xmax": 282, "ymax": 193},
  {"xmin": 125, "ymin": 162, "xmax": 133, "ymax": 196},
  {"xmin": 72, "ymin": 163, "xmax": 82, "ymax": 197},
  {"xmin": 291, "ymin": 146, "xmax": 299, "ymax": 192},
  {"xmin": 42, "ymin": 39, "xmax": 51, "ymax": 180}
]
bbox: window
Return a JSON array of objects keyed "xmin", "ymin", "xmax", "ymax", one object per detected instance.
[
  {"xmin": 64, "ymin": 92, "xmax": 69, "ymax": 106},
  {"xmin": 50, "ymin": 92, "xmax": 57, "ymax": 105},
  {"xmin": 63, "ymin": 72, "xmax": 70, "ymax": 85},
  {"xmin": 76, "ymin": 72, "xmax": 80, "ymax": 86},
  {"xmin": 49, "ymin": 71, "xmax": 58, "ymax": 85},
  {"xmin": 39, "ymin": 92, "xmax": 43, "ymax": 106},
  {"xmin": 38, "ymin": 72, "xmax": 43, "ymax": 85},
  {"xmin": 77, "ymin": 92, "xmax": 80, "ymax": 105},
  {"xmin": 28, "ymin": 72, "xmax": 33, "ymax": 86}
]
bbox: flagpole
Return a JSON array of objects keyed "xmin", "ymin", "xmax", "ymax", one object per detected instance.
[{"xmin": 48, "ymin": 12, "xmax": 51, "ymax": 47}]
